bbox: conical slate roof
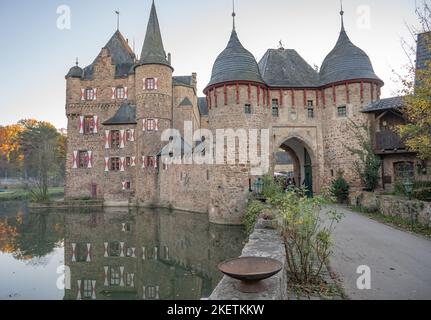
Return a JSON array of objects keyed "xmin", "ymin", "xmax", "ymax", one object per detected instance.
[
  {"xmin": 139, "ymin": 1, "xmax": 171, "ymax": 68},
  {"xmin": 206, "ymin": 30, "xmax": 264, "ymax": 88},
  {"xmin": 320, "ymin": 25, "xmax": 382, "ymax": 86},
  {"xmin": 66, "ymin": 65, "xmax": 83, "ymax": 79}
]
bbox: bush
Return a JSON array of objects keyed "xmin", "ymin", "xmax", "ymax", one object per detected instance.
[
  {"xmin": 261, "ymin": 175, "xmax": 283, "ymax": 200},
  {"xmin": 330, "ymin": 174, "xmax": 350, "ymax": 204},
  {"xmin": 413, "ymin": 188, "xmax": 431, "ymax": 202},
  {"xmin": 244, "ymin": 201, "xmax": 266, "ymax": 236},
  {"xmin": 276, "ymin": 191, "xmax": 342, "ymax": 284}
]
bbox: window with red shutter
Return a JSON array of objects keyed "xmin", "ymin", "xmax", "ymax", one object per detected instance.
[
  {"xmin": 146, "ymin": 119, "xmax": 155, "ymax": 131},
  {"xmin": 116, "ymin": 87, "xmax": 125, "ymax": 99},
  {"xmin": 85, "ymin": 88, "xmax": 95, "ymax": 101},
  {"xmin": 84, "ymin": 116, "xmax": 95, "ymax": 135},
  {"xmin": 145, "ymin": 78, "xmax": 155, "ymax": 90},
  {"xmin": 110, "ymin": 158, "xmax": 121, "ymax": 172},
  {"xmin": 78, "ymin": 151, "xmax": 89, "ymax": 168},
  {"xmin": 110, "ymin": 130, "xmax": 121, "ymax": 149}
]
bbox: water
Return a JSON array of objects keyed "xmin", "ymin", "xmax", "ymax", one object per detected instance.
[{"xmin": 0, "ymin": 201, "xmax": 246, "ymax": 300}]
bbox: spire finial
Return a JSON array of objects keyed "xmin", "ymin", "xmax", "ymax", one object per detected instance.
[
  {"xmin": 75, "ymin": 57, "xmax": 79, "ymax": 66},
  {"xmin": 115, "ymin": 10, "xmax": 120, "ymax": 31},
  {"xmin": 232, "ymin": 0, "xmax": 236, "ymax": 31},
  {"xmin": 340, "ymin": 0, "xmax": 345, "ymax": 31}
]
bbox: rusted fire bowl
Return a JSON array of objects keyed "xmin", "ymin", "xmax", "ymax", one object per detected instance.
[{"xmin": 218, "ymin": 257, "xmax": 283, "ymax": 293}]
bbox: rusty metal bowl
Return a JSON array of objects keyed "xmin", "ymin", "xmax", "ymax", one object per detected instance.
[{"xmin": 218, "ymin": 257, "xmax": 283, "ymax": 293}]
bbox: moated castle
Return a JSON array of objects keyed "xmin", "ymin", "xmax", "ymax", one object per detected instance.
[{"xmin": 65, "ymin": 1, "xmax": 428, "ymax": 225}]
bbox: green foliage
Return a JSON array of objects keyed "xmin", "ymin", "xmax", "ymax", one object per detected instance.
[
  {"xmin": 261, "ymin": 175, "xmax": 283, "ymax": 200},
  {"xmin": 413, "ymin": 187, "xmax": 431, "ymax": 201},
  {"xmin": 345, "ymin": 120, "xmax": 381, "ymax": 191},
  {"xmin": 330, "ymin": 173, "xmax": 350, "ymax": 203},
  {"xmin": 275, "ymin": 190, "xmax": 342, "ymax": 284},
  {"xmin": 244, "ymin": 200, "xmax": 266, "ymax": 236}
]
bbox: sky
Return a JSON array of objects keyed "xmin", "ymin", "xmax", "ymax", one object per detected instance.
[{"xmin": 0, "ymin": 0, "xmax": 420, "ymax": 129}]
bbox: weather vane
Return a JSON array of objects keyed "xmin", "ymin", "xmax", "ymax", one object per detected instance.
[{"xmin": 115, "ymin": 10, "xmax": 120, "ymax": 31}]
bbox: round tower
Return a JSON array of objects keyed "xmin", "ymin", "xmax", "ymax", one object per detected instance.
[
  {"xmin": 134, "ymin": 0, "xmax": 173, "ymax": 205},
  {"xmin": 204, "ymin": 12, "xmax": 272, "ymax": 225},
  {"xmin": 319, "ymin": 7, "xmax": 384, "ymax": 189}
]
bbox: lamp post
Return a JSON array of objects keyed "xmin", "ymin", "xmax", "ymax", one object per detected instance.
[
  {"xmin": 254, "ymin": 178, "xmax": 264, "ymax": 198},
  {"xmin": 403, "ymin": 179, "xmax": 414, "ymax": 231}
]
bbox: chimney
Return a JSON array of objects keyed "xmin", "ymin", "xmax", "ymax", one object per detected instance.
[
  {"xmin": 168, "ymin": 53, "xmax": 172, "ymax": 65},
  {"xmin": 416, "ymin": 32, "xmax": 431, "ymax": 72}
]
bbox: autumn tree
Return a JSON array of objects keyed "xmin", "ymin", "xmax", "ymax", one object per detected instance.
[
  {"xmin": 0, "ymin": 124, "xmax": 24, "ymax": 179},
  {"xmin": 396, "ymin": 1, "xmax": 431, "ymax": 161},
  {"xmin": 18, "ymin": 120, "xmax": 64, "ymax": 201}
]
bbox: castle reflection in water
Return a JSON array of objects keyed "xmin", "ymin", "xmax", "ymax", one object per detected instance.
[{"xmin": 63, "ymin": 207, "xmax": 246, "ymax": 300}]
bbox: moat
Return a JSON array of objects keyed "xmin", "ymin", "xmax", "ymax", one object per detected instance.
[{"xmin": 0, "ymin": 201, "xmax": 246, "ymax": 300}]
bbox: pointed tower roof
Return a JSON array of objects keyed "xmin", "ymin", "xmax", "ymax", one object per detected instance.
[
  {"xmin": 320, "ymin": 7, "xmax": 382, "ymax": 86},
  {"xmin": 138, "ymin": 1, "xmax": 171, "ymax": 68},
  {"xmin": 205, "ymin": 7, "xmax": 264, "ymax": 89}
]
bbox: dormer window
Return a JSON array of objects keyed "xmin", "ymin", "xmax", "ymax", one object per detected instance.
[
  {"xmin": 145, "ymin": 78, "xmax": 155, "ymax": 90},
  {"xmin": 116, "ymin": 87, "xmax": 125, "ymax": 99},
  {"xmin": 85, "ymin": 88, "xmax": 95, "ymax": 101}
]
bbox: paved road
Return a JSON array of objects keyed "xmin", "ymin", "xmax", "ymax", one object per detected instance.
[{"xmin": 325, "ymin": 206, "xmax": 431, "ymax": 300}]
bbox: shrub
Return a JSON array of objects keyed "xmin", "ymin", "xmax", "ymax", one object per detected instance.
[
  {"xmin": 276, "ymin": 191, "xmax": 343, "ymax": 284},
  {"xmin": 244, "ymin": 200, "xmax": 266, "ymax": 236},
  {"xmin": 330, "ymin": 173, "xmax": 350, "ymax": 204},
  {"xmin": 261, "ymin": 175, "xmax": 283, "ymax": 201},
  {"xmin": 413, "ymin": 188, "xmax": 431, "ymax": 202}
]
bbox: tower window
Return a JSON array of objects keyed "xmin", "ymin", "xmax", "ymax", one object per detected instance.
[
  {"xmin": 146, "ymin": 119, "xmax": 156, "ymax": 131},
  {"xmin": 272, "ymin": 99, "xmax": 279, "ymax": 117},
  {"xmin": 116, "ymin": 87, "xmax": 125, "ymax": 99},
  {"xmin": 111, "ymin": 130, "xmax": 121, "ymax": 148},
  {"xmin": 307, "ymin": 108, "xmax": 314, "ymax": 119},
  {"xmin": 307, "ymin": 100, "xmax": 314, "ymax": 107},
  {"xmin": 337, "ymin": 106, "xmax": 347, "ymax": 117},
  {"xmin": 145, "ymin": 78, "xmax": 155, "ymax": 90},
  {"xmin": 84, "ymin": 116, "xmax": 95, "ymax": 135},
  {"xmin": 85, "ymin": 88, "xmax": 95, "ymax": 101},
  {"xmin": 78, "ymin": 151, "xmax": 89, "ymax": 168},
  {"xmin": 110, "ymin": 157, "xmax": 121, "ymax": 172},
  {"xmin": 244, "ymin": 104, "xmax": 252, "ymax": 115}
]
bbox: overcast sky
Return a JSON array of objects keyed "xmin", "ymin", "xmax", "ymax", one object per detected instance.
[{"xmin": 0, "ymin": 0, "xmax": 420, "ymax": 128}]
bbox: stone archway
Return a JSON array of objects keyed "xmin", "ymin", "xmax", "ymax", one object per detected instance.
[{"xmin": 276, "ymin": 137, "xmax": 317, "ymax": 196}]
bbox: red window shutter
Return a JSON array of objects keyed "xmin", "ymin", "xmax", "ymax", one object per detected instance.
[
  {"xmin": 111, "ymin": 87, "xmax": 116, "ymax": 100},
  {"xmin": 81, "ymin": 89, "xmax": 85, "ymax": 101},
  {"xmin": 72, "ymin": 151, "xmax": 78, "ymax": 169},
  {"xmin": 120, "ymin": 157, "xmax": 125, "ymax": 172},
  {"xmin": 104, "ymin": 157, "xmax": 109, "ymax": 172},
  {"xmin": 154, "ymin": 157, "xmax": 158, "ymax": 169},
  {"xmin": 93, "ymin": 116, "xmax": 99, "ymax": 134},
  {"xmin": 155, "ymin": 119, "xmax": 160, "ymax": 131},
  {"xmin": 87, "ymin": 151, "xmax": 93, "ymax": 169},
  {"xmin": 93, "ymin": 88, "xmax": 98, "ymax": 100},
  {"xmin": 142, "ymin": 156, "xmax": 146, "ymax": 168},
  {"xmin": 79, "ymin": 116, "xmax": 84, "ymax": 134},
  {"xmin": 86, "ymin": 243, "xmax": 91, "ymax": 262},
  {"xmin": 122, "ymin": 182, "xmax": 126, "ymax": 190},
  {"xmin": 155, "ymin": 78, "xmax": 159, "ymax": 90},
  {"xmin": 120, "ymin": 130, "xmax": 125, "ymax": 149},
  {"xmin": 124, "ymin": 87, "xmax": 128, "ymax": 99},
  {"xmin": 131, "ymin": 157, "xmax": 136, "ymax": 167},
  {"xmin": 105, "ymin": 131, "xmax": 111, "ymax": 149}
]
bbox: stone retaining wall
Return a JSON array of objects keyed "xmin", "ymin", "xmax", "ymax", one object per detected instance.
[
  {"xmin": 209, "ymin": 221, "xmax": 288, "ymax": 300},
  {"xmin": 350, "ymin": 192, "xmax": 431, "ymax": 228}
]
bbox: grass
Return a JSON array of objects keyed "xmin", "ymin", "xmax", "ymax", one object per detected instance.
[
  {"xmin": 349, "ymin": 205, "xmax": 431, "ymax": 239},
  {"xmin": 0, "ymin": 187, "xmax": 64, "ymax": 202}
]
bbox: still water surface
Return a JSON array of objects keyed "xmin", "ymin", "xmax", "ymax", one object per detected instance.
[{"xmin": 0, "ymin": 201, "xmax": 246, "ymax": 300}]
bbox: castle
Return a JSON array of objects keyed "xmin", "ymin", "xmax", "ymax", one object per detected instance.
[{"xmin": 65, "ymin": 1, "xmax": 426, "ymax": 225}]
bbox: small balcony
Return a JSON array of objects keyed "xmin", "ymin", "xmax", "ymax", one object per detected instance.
[{"xmin": 374, "ymin": 130, "xmax": 407, "ymax": 154}]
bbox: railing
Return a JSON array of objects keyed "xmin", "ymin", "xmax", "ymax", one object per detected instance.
[{"xmin": 374, "ymin": 130, "xmax": 406, "ymax": 152}]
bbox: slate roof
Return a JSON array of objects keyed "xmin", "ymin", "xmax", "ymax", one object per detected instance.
[
  {"xmin": 66, "ymin": 65, "xmax": 83, "ymax": 79},
  {"xmin": 80, "ymin": 30, "xmax": 136, "ymax": 80},
  {"xmin": 206, "ymin": 30, "xmax": 264, "ymax": 88},
  {"xmin": 179, "ymin": 97, "xmax": 193, "ymax": 106},
  {"xmin": 363, "ymin": 96, "xmax": 405, "ymax": 113},
  {"xmin": 259, "ymin": 49, "xmax": 320, "ymax": 87},
  {"xmin": 103, "ymin": 103, "xmax": 137, "ymax": 125},
  {"xmin": 173, "ymin": 76, "xmax": 193, "ymax": 86},
  {"xmin": 138, "ymin": 1, "xmax": 171, "ymax": 68},
  {"xmin": 320, "ymin": 26, "xmax": 382, "ymax": 86},
  {"xmin": 157, "ymin": 137, "xmax": 193, "ymax": 157},
  {"xmin": 198, "ymin": 97, "xmax": 208, "ymax": 116}
]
